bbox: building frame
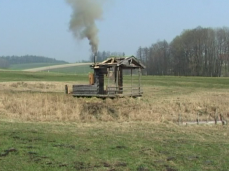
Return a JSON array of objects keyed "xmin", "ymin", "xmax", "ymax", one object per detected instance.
[{"xmin": 71, "ymin": 56, "xmax": 146, "ymax": 98}]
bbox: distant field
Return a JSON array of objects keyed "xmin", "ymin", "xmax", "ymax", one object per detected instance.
[
  {"xmin": 0, "ymin": 71, "xmax": 87, "ymax": 82},
  {"xmin": 9, "ymin": 63, "xmax": 67, "ymax": 70},
  {"xmin": 23, "ymin": 63, "xmax": 92, "ymax": 72},
  {"xmin": 140, "ymin": 75, "xmax": 229, "ymax": 89},
  {"xmin": 45, "ymin": 65, "xmax": 93, "ymax": 74},
  {"xmin": 1, "ymin": 71, "xmax": 229, "ymax": 89}
]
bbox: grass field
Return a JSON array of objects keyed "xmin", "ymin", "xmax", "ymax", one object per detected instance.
[
  {"xmin": 9, "ymin": 63, "xmax": 67, "ymax": 70},
  {"xmin": 0, "ymin": 121, "xmax": 229, "ymax": 171},
  {"xmin": 44, "ymin": 65, "xmax": 93, "ymax": 74},
  {"xmin": 1, "ymin": 71, "xmax": 229, "ymax": 170},
  {"xmin": 0, "ymin": 71, "xmax": 86, "ymax": 82},
  {"xmin": 1, "ymin": 71, "xmax": 229, "ymax": 89}
]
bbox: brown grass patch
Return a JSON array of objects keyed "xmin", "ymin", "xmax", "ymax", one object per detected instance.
[
  {"xmin": 0, "ymin": 81, "xmax": 77, "ymax": 93},
  {"xmin": 0, "ymin": 82, "xmax": 229, "ymax": 123}
]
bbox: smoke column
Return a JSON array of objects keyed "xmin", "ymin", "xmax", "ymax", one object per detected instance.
[{"xmin": 66, "ymin": 0, "xmax": 103, "ymax": 53}]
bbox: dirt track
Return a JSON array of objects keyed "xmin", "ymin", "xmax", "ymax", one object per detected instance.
[{"xmin": 23, "ymin": 63, "xmax": 92, "ymax": 72}]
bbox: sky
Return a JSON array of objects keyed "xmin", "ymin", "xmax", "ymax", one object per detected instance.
[{"xmin": 0, "ymin": 0, "xmax": 229, "ymax": 63}]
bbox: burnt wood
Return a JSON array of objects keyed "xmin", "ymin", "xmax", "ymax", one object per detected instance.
[{"xmin": 73, "ymin": 85, "xmax": 98, "ymax": 95}]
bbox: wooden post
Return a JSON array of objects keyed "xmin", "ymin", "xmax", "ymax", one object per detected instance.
[
  {"xmin": 107, "ymin": 68, "xmax": 110, "ymax": 96},
  {"xmin": 197, "ymin": 113, "xmax": 199, "ymax": 125},
  {"xmin": 178, "ymin": 113, "xmax": 182, "ymax": 125},
  {"xmin": 116, "ymin": 67, "xmax": 119, "ymax": 94},
  {"xmin": 65, "ymin": 85, "xmax": 68, "ymax": 94},
  {"xmin": 119, "ymin": 68, "xmax": 123, "ymax": 94},
  {"xmin": 89, "ymin": 73, "xmax": 94, "ymax": 85},
  {"xmin": 220, "ymin": 114, "xmax": 226, "ymax": 125},
  {"xmin": 138, "ymin": 68, "xmax": 141, "ymax": 95},
  {"xmin": 215, "ymin": 109, "xmax": 218, "ymax": 125},
  {"xmin": 131, "ymin": 69, "xmax": 133, "ymax": 96}
]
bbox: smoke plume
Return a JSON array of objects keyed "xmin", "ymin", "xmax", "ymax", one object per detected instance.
[{"xmin": 66, "ymin": 0, "xmax": 103, "ymax": 53}]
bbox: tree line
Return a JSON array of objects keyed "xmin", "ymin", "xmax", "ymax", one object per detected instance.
[
  {"xmin": 0, "ymin": 55, "xmax": 67, "ymax": 69},
  {"xmin": 136, "ymin": 27, "xmax": 229, "ymax": 77}
]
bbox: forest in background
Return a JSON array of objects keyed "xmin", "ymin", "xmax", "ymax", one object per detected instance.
[
  {"xmin": 137, "ymin": 27, "xmax": 229, "ymax": 77},
  {"xmin": 92, "ymin": 27, "xmax": 229, "ymax": 77}
]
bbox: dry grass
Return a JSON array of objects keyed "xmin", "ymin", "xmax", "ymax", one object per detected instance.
[
  {"xmin": 0, "ymin": 81, "xmax": 78, "ymax": 92},
  {"xmin": 0, "ymin": 82, "xmax": 229, "ymax": 123}
]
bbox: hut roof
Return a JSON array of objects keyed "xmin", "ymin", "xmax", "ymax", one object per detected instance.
[{"xmin": 91, "ymin": 56, "xmax": 146, "ymax": 69}]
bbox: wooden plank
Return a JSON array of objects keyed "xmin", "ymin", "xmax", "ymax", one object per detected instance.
[
  {"xmin": 73, "ymin": 90, "xmax": 98, "ymax": 92},
  {"xmin": 73, "ymin": 91, "xmax": 97, "ymax": 95},
  {"xmin": 182, "ymin": 121, "xmax": 227, "ymax": 125},
  {"xmin": 72, "ymin": 93, "xmax": 142, "ymax": 98},
  {"xmin": 73, "ymin": 85, "xmax": 98, "ymax": 91},
  {"xmin": 73, "ymin": 85, "xmax": 96, "ymax": 87},
  {"xmin": 73, "ymin": 89, "xmax": 97, "ymax": 91},
  {"xmin": 73, "ymin": 88, "xmax": 97, "ymax": 91}
]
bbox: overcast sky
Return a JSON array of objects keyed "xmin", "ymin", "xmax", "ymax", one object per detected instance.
[{"xmin": 0, "ymin": 0, "xmax": 229, "ymax": 62}]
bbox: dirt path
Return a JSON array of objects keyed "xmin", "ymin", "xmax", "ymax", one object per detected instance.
[{"xmin": 23, "ymin": 63, "xmax": 92, "ymax": 72}]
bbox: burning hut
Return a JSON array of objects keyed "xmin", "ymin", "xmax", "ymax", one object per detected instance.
[{"xmin": 68, "ymin": 56, "xmax": 145, "ymax": 98}]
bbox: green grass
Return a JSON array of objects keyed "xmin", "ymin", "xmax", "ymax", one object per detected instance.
[
  {"xmin": 1, "ymin": 71, "xmax": 229, "ymax": 89},
  {"xmin": 9, "ymin": 63, "xmax": 67, "ymax": 70},
  {"xmin": 0, "ymin": 71, "xmax": 87, "ymax": 82},
  {"xmin": 141, "ymin": 75, "xmax": 229, "ymax": 89},
  {"xmin": 123, "ymin": 75, "xmax": 229, "ymax": 89},
  {"xmin": 46, "ymin": 65, "xmax": 92, "ymax": 74},
  {"xmin": 0, "ymin": 121, "xmax": 228, "ymax": 171}
]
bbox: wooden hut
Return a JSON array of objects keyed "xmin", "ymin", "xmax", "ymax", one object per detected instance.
[{"xmin": 71, "ymin": 56, "xmax": 145, "ymax": 98}]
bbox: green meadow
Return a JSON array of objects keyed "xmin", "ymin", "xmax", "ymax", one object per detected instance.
[{"xmin": 44, "ymin": 65, "xmax": 92, "ymax": 74}]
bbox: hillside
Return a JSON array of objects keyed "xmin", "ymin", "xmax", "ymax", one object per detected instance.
[
  {"xmin": 23, "ymin": 63, "xmax": 92, "ymax": 72},
  {"xmin": 0, "ymin": 55, "xmax": 68, "ymax": 69},
  {"xmin": 44, "ymin": 65, "xmax": 92, "ymax": 74},
  {"xmin": 9, "ymin": 63, "xmax": 68, "ymax": 70}
]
